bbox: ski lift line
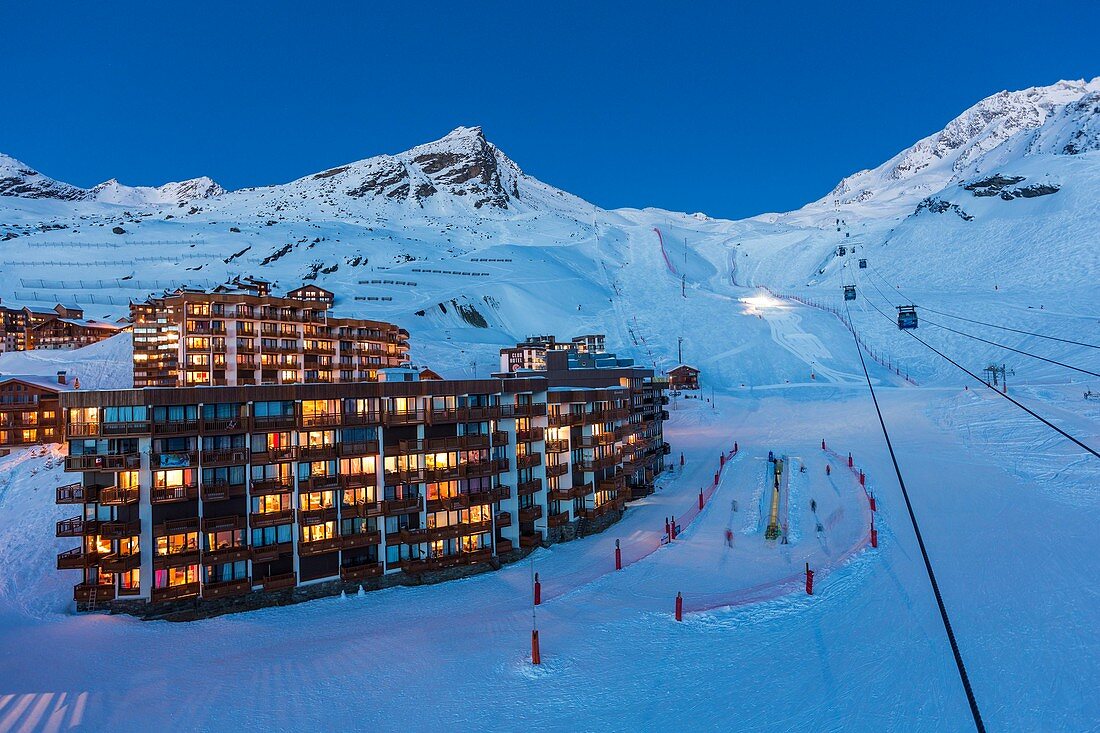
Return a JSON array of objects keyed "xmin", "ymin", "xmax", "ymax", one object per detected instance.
[
  {"xmin": 868, "ymin": 269, "xmax": 1100, "ymax": 349},
  {"xmin": 862, "ymin": 297, "xmax": 1100, "ymax": 461},
  {"xmin": 922, "ymin": 318, "xmax": 1100, "ymax": 378},
  {"xmin": 844, "ymin": 301, "xmax": 987, "ymax": 733}
]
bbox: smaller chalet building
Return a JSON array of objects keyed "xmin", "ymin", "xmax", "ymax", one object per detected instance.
[{"xmin": 668, "ymin": 365, "xmax": 700, "ymax": 391}]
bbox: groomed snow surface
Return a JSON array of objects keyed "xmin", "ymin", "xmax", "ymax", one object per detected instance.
[{"xmin": 0, "ymin": 293, "xmax": 1096, "ymax": 733}]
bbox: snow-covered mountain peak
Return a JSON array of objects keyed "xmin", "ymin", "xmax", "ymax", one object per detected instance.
[
  {"xmin": 88, "ymin": 176, "xmax": 225, "ymax": 206},
  {"xmin": 0, "ymin": 153, "xmax": 85, "ymax": 201},
  {"xmin": 806, "ymin": 77, "xmax": 1100, "ymax": 218}
]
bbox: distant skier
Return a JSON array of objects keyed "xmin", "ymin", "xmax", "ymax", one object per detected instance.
[
  {"xmin": 725, "ymin": 528, "xmax": 733, "ymax": 548},
  {"xmin": 810, "ymin": 499, "xmax": 817, "ymax": 513},
  {"xmin": 680, "ymin": 452, "xmax": 685, "ymax": 468},
  {"xmin": 825, "ymin": 464, "xmax": 831, "ymax": 476}
]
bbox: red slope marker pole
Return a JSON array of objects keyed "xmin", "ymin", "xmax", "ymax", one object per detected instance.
[
  {"xmin": 871, "ymin": 518, "xmax": 878, "ymax": 548},
  {"xmin": 805, "ymin": 563, "xmax": 815, "ymax": 595},
  {"xmin": 615, "ymin": 539, "xmax": 622, "ymax": 571},
  {"xmin": 675, "ymin": 592, "xmax": 683, "ymax": 621},
  {"xmin": 531, "ymin": 629, "xmax": 541, "ymax": 665},
  {"xmin": 534, "ymin": 572, "xmax": 541, "ymax": 605},
  {"xmin": 699, "ymin": 489, "xmax": 704, "ymax": 510},
  {"xmin": 848, "ymin": 452, "xmax": 853, "ymax": 468},
  {"xmin": 670, "ymin": 515, "xmax": 677, "ymax": 540}
]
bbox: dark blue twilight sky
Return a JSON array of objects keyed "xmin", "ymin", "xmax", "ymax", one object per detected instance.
[{"xmin": 2, "ymin": 1, "xmax": 1096, "ymax": 219}]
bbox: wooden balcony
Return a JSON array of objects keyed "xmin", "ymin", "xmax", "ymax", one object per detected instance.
[
  {"xmin": 200, "ymin": 480, "xmax": 247, "ymax": 502},
  {"xmin": 577, "ymin": 453, "xmax": 622, "ymax": 472},
  {"xmin": 339, "ymin": 472, "xmax": 378, "ymax": 489},
  {"xmin": 545, "ymin": 439, "xmax": 569, "ymax": 453},
  {"xmin": 515, "ymin": 427, "xmax": 544, "ymax": 443},
  {"xmin": 250, "ymin": 447, "xmax": 297, "ymax": 463},
  {"xmin": 585, "ymin": 407, "xmax": 630, "ymax": 424},
  {"xmin": 342, "ymin": 411, "xmax": 382, "ymax": 427},
  {"xmin": 100, "ymin": 420, "xmax": 151, "ymax": 437},
  {"xmin": 340, "ymin": 562, "xmax": 383, "ymax": 582},
  {"xmin": 399, "ymin": 434, "xmax": 490, "ymax": 454},
  {"xmin": 202, "ymin": 514, "xmax": 247, "ymax": 533},
  {"xmin": 250, "ymin": 542, "xmax": 292, "ymax": 564},
  {"xmin": 57, "ymin": 547, "xmax": 96, "ymax": 570},
  {"xmin": 202, "ymin": 577, "xmax": 252, "ymax": 600},
  {"xmin": 388, "ymin": 527, "xmax": 431, "ymax": 545},
  {"xmin": 342, "ymin": 501, "xmax": 383, "ymax": 518},
  {"xmin": 517, "ymin": 478, "xmax": 543, "ymax": 496},
  {"xmin": 151, "ymin": 451, "xmax": 198, "ymax": 469},
  {"xmin": 383, "ymin": 409, "xmax": 425, "ymax": 427},
  {"xmin": 516, "ymin": 453, "xmax": 543, "ymax": 470},
  {"xmin": 203, "ymin": 545, "xmax": 251, "ymax": 565},
  {"xmin": 56, "ymin": 516, "xmax": 95, "ymax": 537},
  {"xmin": 572, "ymin": 482, "xmax": 595, "ymax": 497},
  {"xmin": 492, "ymin": 430, "xmax": 510, "ymax": 446},
  {"xmin": 64, "ymin": 453, "xmax": 141, "ymax": 471},
  {"xmin": 151, "ymin": 420, "xmax": 200, "ymax": 436},
  {"xmin": 261, "ymin": 572, "xmax": 297, "ymax": 592},
  {"xmin": 546, "ymin": 463, "xmax": 568, "ymax": 478},
  {"xmin": 579, "ymin": 429, "xmax": 623, "ymax": 448},
  {"xmin": 298, "ymin": 474, "xmax": 340, "ymax": 492},
  {"xmin": 153, "ymin": 549, "xmax": 201, "ymax": 570},
  {"xmin": 73, "ymin": 582, "xmax": 116, "ymax": 603},
  {"xmin": 428, "ymin": 406, "xmax": 501, "ymax": 424},
  {"xmin": 495, "ymin": 512, "xmax": 512, "ymax": 529},
  {"xmin": 400, "ymin": 547, "xmax": 493, "ymax": 574},
  {"xmin": 519, "ymin": 505, "xmax": 543, "ymax": 523},
  {"xmin": 200, "ymin": 449, "xmax": 248, "ymax": 466},
  {"xmin": 100, "ymin": 519, "xmax": 141, "ymax": 540},
  {"xmin": 298, "ymin": 506, "xmax": 338, "ymax": 526},
  {"xmin": 548, "ymin": 487, "xmax": 573, "ymax": 501},
  {"xmin": 299, "ymin": 413, "xmax": 342, "ymax": 429},
  {"xmin": 381, "ymin": 495, "xmax": 424, "ymax": 515},
  {"xmin": 338, "ymin": 530, "xmax": 382, "ymax": 551},
  {"xmin": 496, "ymin": 538, "xmax": 514, "ymax": 554},
  {"xmin": 547, "ymin": 511, "xmax": 570, "ymax": 528},
  {"xmin": 201, "ymin": 417, "xmax": 249, "ymax": 433},
  {"xmin": 66, "ymin": 421, "xmax": 101, "ymax": 438},
  {"xmin": 298, "ymin": 444, "xmax": 338, "ymax": 461},
  {"xmin": 548, "ymin": 412, "xmax": 585, "ymax": 428},
  {"xmin": 250, "ymin": 478, "xmax": 294, "ymax": 495},
  {"xmin": 253, "ymin": 415, "xmax": 297, "ymax": 431},
  {"xmin": 250, "ymin": 509, "xmax": 294, "ymax": 528},
  {"xmin": 599, "ymin": 474, "xmax": 627, "ymax": 492},
  {"xmin": 151, "ymin": 582, "xmax": 201, "ymax": 603},
  {"xmin": 519, "ymin": 531, "xmax": 543, "ymax": 548},
  {"xmin": 500, "ymin": 403, "xmax": 547, "ymax": 418},
  {"xmin": 100, "ymin": 486, "xmax": 139, "ymax": 506},
  {"xmin": 338, "ymin": 440, "xmax": 380, "ymax": 457},
  {"xmin": 150, "ymin": 484, "xmax": 199, "ymax": 504},
  {"xmin": 298, "ymin": 536, "xmax": 342, "ymax": 557},
  {"xmin": 99, "ymin": 552, "xmax": 140, "ymax": 573}
]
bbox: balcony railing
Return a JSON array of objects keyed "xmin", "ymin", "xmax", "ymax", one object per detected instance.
[
  {"xmin": 495, "ymin": 512, "xmax": 512, "ymax": 529},
  {"xmin": 298, "ymin": 535, "xmax": 342, "ymax": 557},
  {"xmin": 100, "ymin": 421, "xmax": 150, "ymax": 436},
  {"xmin": 64, "ymin": 453, "xmax": 141, "ymax": 471},
  {"xmin": 250, "ymin": 446, "xmax": 297, "ymax": 463},
  {"xmin": 299, "ymin": 413, "xmax": 342, "ymax": 429},
  {"xmin": 297, "ymin": 444, "xmax": 338, "ymax": 461},
  {"xmin": 150, "ymin": 484, "xmax": 199, "ymax": 504},
  {"xmin": 339, "ymin": 530, "xmax": 382, "ymax": 551},
  {"xmin": 100, "ymin": 486, "xmax": 140, "ymax": 505},
  {"xmin": 151, "ymin": 420, "xmax": 200, "ymax": 436},
  {"xmin": 341, "ymin": 501, "xmax": 383, "ymax": 518},
  {"xmin": 250, "ymin": 542, "xmax": 292, "ymax": 564},
  {"xmin": 56, "ymin": 516, "xmax": 94, "ymax": 537},
  {"xmin": 56, "ymin": 481, "xmax": 92, "ymax": 504},
  {"xmin": 73, "ymin": 582, "xmax": 116, "ymax": 603},
  {"xmin": 261, "ymin": 572, "xmax": 297, "ymax": 592},
  {"xmin": 337, "ymin": 440, "xmax": 380, "ymax": 457},
  {"xmin": 250, "ymin": 509, "xmax": 294, "ymax": 528},
  {"xmin": 519, "ymin": 505, "xmax": 543, "ymax": 523},
  {"xmin": 298, "ymin": 474, "xmax": 340, "ymax": 492},
  {"xmin": 381, "ymin": 495, "xmax": 423, "ymax": 515},
  {"xmin": 546, "ymin": 463, "xmax": 568, "ymax": 478},
  {"xmin": 203, "ymin": 545, "xmax": 251, "ymax": 565},
  {"xmin": 545, "ymin": 439, "xmax": 569, "ymax": 453},
  {"xmin": 100, "ymin": 519, "xmax": 141, "ymax": 540},
  {"xmin": 339, "ymin": 472, "xmax": 378, "ymax": 489},
  {"xmin": 200, "ymin": 449, "xmax": 248, "ymax": 466},
  {"xmin": 56, "ymin": 547, "xmax": 96, "ymax": 570},
  {"xmin": 202, "ymin": 577, "xmax": 252, "ymax": 600},
  {"xmin": 250, "ymin": 478, "xmax": 294, "ymax": 495},
  {"xmin": 200, "ymin": 480, "xmax": 247, "ymax": 502},
  {"xmin": 516, "ymin": 453, "xmax": 542, "ymax": 470},
  {"xmin": 548, "ymin": 511, "xmax": 570, "ymax": 528},
  {"xmin": 517, "ymin": 478, "xmax": 543, "ymax": 496},
  {"xmin": 298, "ymin": 506, "xmax": 338, "ymax": 526},
  {"xmin": 499, "ymin": 403, "xmax": 547, "ymax": 418},
  {"xmin": 151, "ymin": 582, "xmax": 201, "ymax": 603},
  {"xmin": 253, "ymin": 414, "xmax": 298, "ymax": 431},
  {"xmin": 152, "ymin": 451, "xmax": 198, "ymax": 469},
  {"xmin": 100, "ymin": 552, "xmax": 141, "ymax": 573},
  {"xmin": 340, "ymin": 562, "xmax": 383, "ymax": 582},
  {"xmin": 342, "ymin": 411, "xmax": 382, "ymax": 426},
  {"xmin": 519, "ymin": 531, "xmax": 543, "ymax": 548},
  {"xmin": 515, "ymin": 427, "xmax": 544, "ymax": 443}
]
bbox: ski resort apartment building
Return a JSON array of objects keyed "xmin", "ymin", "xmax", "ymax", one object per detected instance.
[
  {"xmin": 0, "ymin": 300, "xmax": 122, "ymax": 352},
  {"xmin": 0, "ymin": 372, "xmax": 70, "ymax": 448},
  {"xmin": 497, "ymin": 344, "xmax": 670, "ymax": 501},
  {"xmin": 130, "ymin": 284, "xmax": 409, "ymax": 388},
  {"xmin": 52, "ymin": 361, "xmax": 666, "ymax": 614},
  {"xmin": 499, "ymin": 333, "xmax": 607, "ymax": 373}
]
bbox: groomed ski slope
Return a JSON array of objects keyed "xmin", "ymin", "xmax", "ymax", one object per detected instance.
[{"xmin": 0, "ymin": 290, "xmax": 1096, "ymax": 732}]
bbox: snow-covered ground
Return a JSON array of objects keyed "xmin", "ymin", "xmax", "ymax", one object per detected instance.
[
  {"xmin": 0, "ymin": 292, "xmax": 1095, "ymax": 732},
  {"xmin": 0, "ymin": 78, "xmax": 1097, "ymax": 731}
]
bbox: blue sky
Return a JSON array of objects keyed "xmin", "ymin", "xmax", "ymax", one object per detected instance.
[{"xmin": 3, "ymin": 1, "xmax": 1097, "ymax": 219}]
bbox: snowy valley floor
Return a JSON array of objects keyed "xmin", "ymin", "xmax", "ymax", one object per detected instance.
[{"xmin": 0, "ymin": 299, "xmax": 1097, "ymax": 733}]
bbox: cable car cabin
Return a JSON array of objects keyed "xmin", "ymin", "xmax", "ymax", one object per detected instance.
[
  {"xmin": 858, "ymin": 258, "xmax": 867, "ymax": 269},
  {"xmin": 897, "ymin": 305, "xmax": 918, "ymax": 329},
  {"xmin": 843, "ymin": 285, "xmax": 857, "ymax": 301}
]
